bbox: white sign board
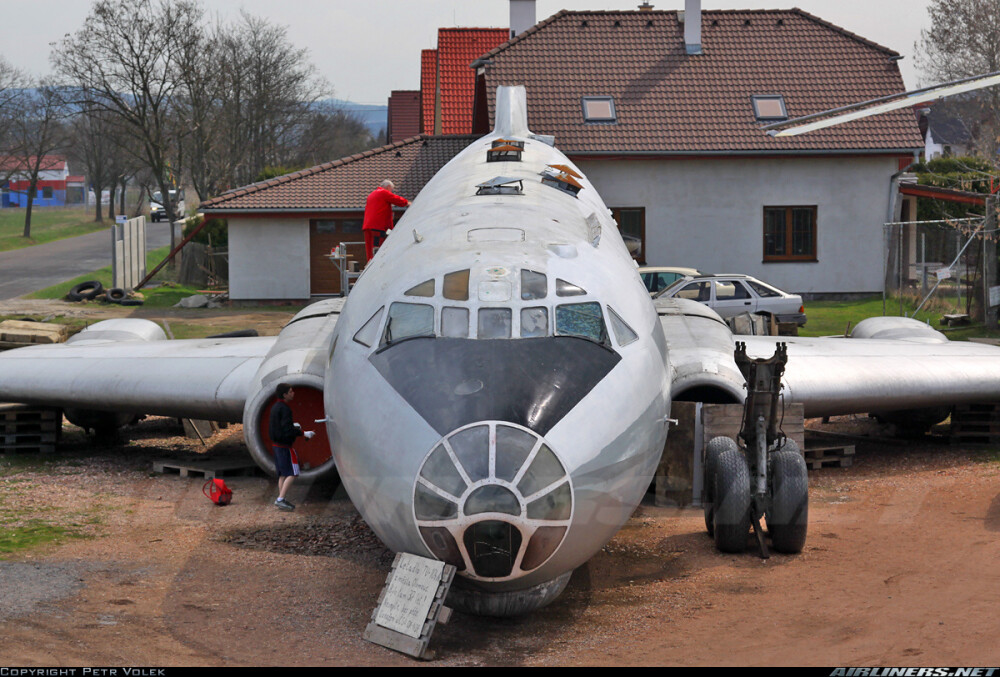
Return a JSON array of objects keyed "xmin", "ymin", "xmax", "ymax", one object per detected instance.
[
  {"xmin": 990, "ymin": 285, "xmax": 1000, "ymax": 309},
  {"xmin": 374, "ymin": 554, "xmax": 446, "ymax": 639},
  {"xmin": 935, "ymin": 268, "xmax": 952, "ymax": 280}
]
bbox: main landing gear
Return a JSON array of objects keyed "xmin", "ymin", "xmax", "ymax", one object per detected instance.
[{"xmin": 701, "ymin": 342, "xmax": 809, "ymax": 557}]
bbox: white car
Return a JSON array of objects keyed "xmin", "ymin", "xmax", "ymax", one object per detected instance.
[
  {"xmin": 638, "ymin": 266, "xmax": 703, "ymax": 296},
  {"xmin": 655, "ymin": 273, "xmax": 807, "ymax": 326}
]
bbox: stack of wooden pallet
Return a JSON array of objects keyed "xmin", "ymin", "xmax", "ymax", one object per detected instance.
[
  {"xmin": 0, "ymin": 320, "xmax": 68, "ymax": 351},
  {"xmin": 950, "ymin": 403, "xmax": 1000, "ymax": 445},
  {"xmin": 0, "ymin": 403, "xmax": 62, "ymax": 454}
]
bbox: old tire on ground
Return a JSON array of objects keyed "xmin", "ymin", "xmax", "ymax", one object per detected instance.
[
  {"xmin": 105, "ymin": 288, "xmax": 127, "ymax": 303},
  {"xmin": 766, "ymin": 449, "xmax": 809, "ymax": 553},
  {"xmin": 67, "ymin": 280, "xmax": 103, "ymax": 302},
  {"xmin": 703, "ymin": 436, "xmax": 738, "ymax": 536},
  {"xmin": 713, "ymin": 448, "xmax": 751, "ymax": 553},
  {"xmin": 119, "ymin": 298, "xmax": 144, "ymax": 306}
]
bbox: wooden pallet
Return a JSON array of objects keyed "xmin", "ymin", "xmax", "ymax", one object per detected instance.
[
  {"xmin": 152, "ymin": 457, "xmax": 259, "ymax": 478},
  {"xmin": 950, "ymin": 403, "xmax": 1000, "ymax": 444},
  {"xmin": 0, "ymin": 441, "xmax": 56, "ymax": 454},
  {"xmin": 803, "ymin": 444, "xmax": 855, "ymax": 470},
  {"xmin": 0, "ymin": 404, "xmax": 61, "ymax": 453}
]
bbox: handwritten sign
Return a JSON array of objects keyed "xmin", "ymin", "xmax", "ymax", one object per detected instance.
[{"xmin": 374, "ymin": 554, "xmax": 446, "ymax": 639}]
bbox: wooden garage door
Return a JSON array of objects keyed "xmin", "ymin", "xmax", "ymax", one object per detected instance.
[{"xmin": 310, "ymin": 217, "xmax": 365, "ymax": 295}]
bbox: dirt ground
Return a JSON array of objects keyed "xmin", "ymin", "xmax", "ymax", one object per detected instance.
[
  {"xmin": 0, "ymin": 301, "xmax": 999, "ymax": 666},
  {"xmin": 0, "ymin": 414, "xmax": 997, "ymax": 667}
]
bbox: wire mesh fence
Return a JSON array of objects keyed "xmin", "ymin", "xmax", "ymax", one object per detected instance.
[{"xmin": 882, "ymin": 216, "xmax": 993, "ymax": 318}]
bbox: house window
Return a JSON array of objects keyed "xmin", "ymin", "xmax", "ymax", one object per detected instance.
[
  {"xmin": 763, "ymin": 206, "xmax": 817, "ymax": 262},
  {"xmin": 611, "ymin": 207, "xmax": 645, "ymax": 263},
  {"xmin": 582, "ymin": 96, "xmax": 616, "ymax": 123},
  {"xmin": 751, "ymin": 95, "xmax": 787, "ymax": 121},
  {"xmin": 42, "ymin": 187, "xmax": 53, "ymax": 199}
]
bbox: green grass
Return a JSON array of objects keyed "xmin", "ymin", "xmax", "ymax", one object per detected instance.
[
  {"xmin": 0, "ymin": 522, "xmax": 79, "ymax": 554},
  {"xmin": 0, "ymin": 207, "xmax": 107, "ymax": 252},
  {"xmin": 25, "ymin": 246, "xmax": 207, "ymax": 307},
  {"xmin": 799, "ymin": 295, "xmax": 1000, "ymax": 341}
]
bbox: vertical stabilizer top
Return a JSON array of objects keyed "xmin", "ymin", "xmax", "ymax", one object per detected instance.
[{"xmin": 494, "ymin": 85, "xmax": 531, "ymax": 138}]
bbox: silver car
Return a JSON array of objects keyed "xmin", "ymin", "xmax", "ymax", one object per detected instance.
[
  {"xmin": 655, "ymin": 273, "xmax": 807, "ymax": 326},
  {"xmin": 638, "ymin": 266, "xmax": 704, "ymax": 295}
]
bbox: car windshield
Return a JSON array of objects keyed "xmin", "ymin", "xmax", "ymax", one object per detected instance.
[{"xmin": 653, "ymin": 276, "xmax": 694, "ymax": 299}]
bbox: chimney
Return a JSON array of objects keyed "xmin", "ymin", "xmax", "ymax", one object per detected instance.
[
  {"xmin": 638, "ymin": 1, "xmax": 654, "ymax": 9},
  {"xmin": 681, "ymin": 0, "xmax": 702, "ymax": 55},
  {"xmin": 509, "ymin": 0, "xmax": 536, "ymax": 39}
]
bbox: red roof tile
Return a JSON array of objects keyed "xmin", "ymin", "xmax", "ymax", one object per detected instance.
[
  {"xmin": 480, "ymin": 9, "xmax": 924, "ymax": 153},
  {"xmin": 388, "ymin": 90, "xmax": 422, "ymax": 143},
  {"xmin": 421, "ymin": 49, "xmax": 437, "ymax": 134},
  {"xmin": 0, "ymin": 155, "xmax": 67, "ymax": 172},
  {"xmin": 436, "ymin": 28, "xmax": 509, "ymax": 134},
  {"xmin": 199, "ymin": 135, "xmax": 480, "ymax": 213}
]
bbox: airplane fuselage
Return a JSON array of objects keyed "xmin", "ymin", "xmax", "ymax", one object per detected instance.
[{"xmin": 325, "ymin": 93, "xmax": 671, "ymax": 604}]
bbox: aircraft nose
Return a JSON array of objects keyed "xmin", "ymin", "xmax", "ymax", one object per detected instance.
[{"xmin": 413, "ymin": 421, "xmax": 573, "ymax": 580}]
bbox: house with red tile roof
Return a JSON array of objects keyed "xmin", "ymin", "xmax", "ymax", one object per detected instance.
[
  {"xmin": 0, "ymin": 155, "xmax": 83, "ymax": 208},
  {"xmin": 201, "ymin": 135, "xmax": 478, "ymax": 298},
  {"xmin": 202, "ymin": 2, "xmax": 924, "ymax": 301},
  {"xmin": 467, "ymin": 5, "xmax": 923, "ymax": 296},
  {"xmin": 421, "ymin": 28, "xmax": 509, "ymax": 135}
]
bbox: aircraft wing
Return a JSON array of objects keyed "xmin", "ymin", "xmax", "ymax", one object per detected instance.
[
  {"xmin": 0, "ymin": 320, "xmax": 276, "ymax": 421},
  {"xmin": 741, "ymin": 332, "xmax": 1000, "ymax": 418},
  {"xmin": 658, "ymin": 298, "xmax": 1000, "ymax": 418}
]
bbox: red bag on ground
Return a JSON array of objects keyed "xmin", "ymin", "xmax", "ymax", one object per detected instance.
[{"xmin": 203, "ymin": 478, "xmax": 233, "ymax": 506}]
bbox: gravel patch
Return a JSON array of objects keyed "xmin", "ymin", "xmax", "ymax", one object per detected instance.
[{"xmin": 0, "ymin": 561, "xmax": 96, "ymax": 620}]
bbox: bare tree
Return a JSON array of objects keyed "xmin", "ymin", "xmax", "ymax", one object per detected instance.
[
  {"xmin": 915, "ymin": 0, "xmax": 1000, "ymax": 155},
  {"xmin": 179, "ymin": 11, "xmax": 333, "ymax": 199},
  {"xmin": 52, "ymin": 0, "xmax": 204, "ymax": 253},
  {"xmin": 4, "ymin": 84, "xmax": 68, "ymax": 238}
]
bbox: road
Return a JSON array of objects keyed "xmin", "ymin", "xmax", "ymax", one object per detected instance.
[{"xmin": 0, "ymin": 220, "xmax": 178, "ymax": 300}]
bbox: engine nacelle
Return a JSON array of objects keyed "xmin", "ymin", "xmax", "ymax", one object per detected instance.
[
  {"xmin": 656, "ymin": 298, "xmax": 745, "ymax": 405},
  {"xmin": 63, "ymin": 319, "xmax": 166, "ymax": 432},
  {"xmin": 242, "ymin": 299, "xmax": 343, "ymax": 480},
  {"xmin": 850, "ymin": 316, "xmax": 948, "ymax": 343}
]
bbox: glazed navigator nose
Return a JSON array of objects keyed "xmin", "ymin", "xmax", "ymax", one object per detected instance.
[{"xmin": 412, "ymin": 421, "xmax": 573, "ymax": 580}]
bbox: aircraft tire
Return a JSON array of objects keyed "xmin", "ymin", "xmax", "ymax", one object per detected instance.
[
  {"xmin": 713, "ymin": 448, "xmax": 751, "ymax": 553},
  {"xmin": 766, "ymin": 449, "xmax": 809, "ymax": 553},
  {"xmin": 703, "ymin": 436, "xmax": 738, "ymax": 536}
]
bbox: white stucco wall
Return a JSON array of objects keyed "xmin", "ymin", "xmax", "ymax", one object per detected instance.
[
  {"xmin": 228, "ymin": 217, "xmax": 311, "ymax": 300},
  {"xmin": 577, "ymin": 155, "xmax": 900, "ymax": 295}
]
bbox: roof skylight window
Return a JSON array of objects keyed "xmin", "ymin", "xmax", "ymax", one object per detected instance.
[
  {"xmin": 582, "ymin": 96, "xmax": 617, "ymax": 123},
  {"xmin": 752, "ymin": 95, "xmax": 788, "ymax": 121}
]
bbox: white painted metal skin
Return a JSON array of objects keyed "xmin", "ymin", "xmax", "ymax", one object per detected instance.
[
  {"xmin": 6, "ymin": 86, "xmax": 1000, "ymax": 613},
  {"xmin": 324, "ymin": 87, "xmax": 670, "ymax": 596}
]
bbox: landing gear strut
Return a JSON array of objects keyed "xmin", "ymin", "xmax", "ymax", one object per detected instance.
[{"xmin": 702, "ymin": 342, "xmax": 809, "ymax": 557}]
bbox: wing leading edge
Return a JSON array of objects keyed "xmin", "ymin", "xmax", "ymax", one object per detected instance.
[{"xmin": 0, "ymin": 326, "xmax": 276, "ymax": 421}]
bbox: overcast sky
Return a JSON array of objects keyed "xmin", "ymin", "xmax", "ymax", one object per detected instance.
[{"xmin": 7, "ymin": 0, "xmax": 933, "ymax": 105}]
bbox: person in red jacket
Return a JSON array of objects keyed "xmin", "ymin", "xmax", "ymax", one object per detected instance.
[{"xmin": 362, "ymin": 180, "xmax": 409, "ymax": 262}]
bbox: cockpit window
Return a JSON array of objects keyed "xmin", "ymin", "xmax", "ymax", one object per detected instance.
[
  {"xmin": 405, "ymin": 279, "xmax": 435, "ymax": 297},
  {"xmin": 521, "ymin": 270, "xmax": 547, "ymax": 300},
  {"xmin": 442, "ymin": 306, "xmax": 470, "ymax": 338},
  {"xmin": 382, "ymin": 302, "xmax": 434, "ymax": 346},
  {"xmin": 555, "ymin": 302, "xmax": 608, "ymax": 345},
  {"xmin": 607, "ymin": 306, "xmax": 638, "ymax": 346},
  {"xmin": 443, "ymin": 270, "xmax": 470, "ymax": 301},
  {"xmin": 556, "ymin": 279, "xmax": 587, "ymax": 297},
  {"xmin": 520, "ymin": 307, "xmax": 548, "ymax": 338},
  {"xmin": 478, "ymin": 308, "xmax": 512, "ymax": 339},
  {"xmin": 353, "ymin": 306, "xmax": 384, "ymax": 347}
]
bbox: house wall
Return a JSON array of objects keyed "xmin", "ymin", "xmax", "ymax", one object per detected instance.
[
  {"xmin": 577, "ymin": 155, "xmax": 899, "ymax": 295},
  {"xmin": 228, "ymin": 216, "xmax": 311, "ymax": 300}
]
